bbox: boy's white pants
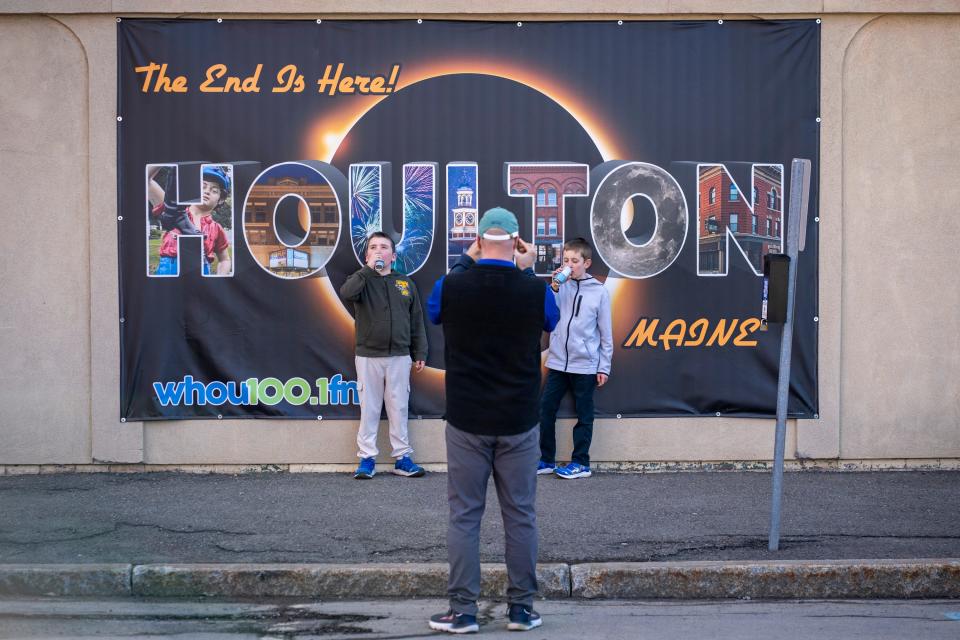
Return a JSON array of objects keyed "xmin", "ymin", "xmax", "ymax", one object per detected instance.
[{"xmin": 355, "ymin": 355, "xmax": 414, "ymax": 459}]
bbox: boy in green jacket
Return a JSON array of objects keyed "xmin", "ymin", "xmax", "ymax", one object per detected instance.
[{"xmin": 340, "ymin": 232, "xmax": 428, "ymax": 479}]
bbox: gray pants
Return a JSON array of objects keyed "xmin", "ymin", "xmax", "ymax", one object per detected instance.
[
  {"xmin": 355, "ymin": 355, "xmax": 413, "ymax": 459},
  {"xmin": 445, "ymin": 423, "xmax": 539, "ymax": 616}
]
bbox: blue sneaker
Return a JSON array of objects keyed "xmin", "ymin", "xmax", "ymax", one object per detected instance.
[
  {"xmin": 555, "ymin": 462, "xmax": 592, "ymax": 479},
  {"xmin": 393, "ymin": 455, "xmax": 425, "ymax": 477},
  {"xmin": 506, "ymin": 604, "xmax": 542, "ymax": 631},
  {"xmin": 536, "ymin": 460, "xmax": 556, "ymax": 475},
  {"xmin": 429, "ymin": 609, "xmax": 479, "ymax": 634},
  {"xmin": 353, "ymin": 457, "xmax": 376, "ymax": 479}
]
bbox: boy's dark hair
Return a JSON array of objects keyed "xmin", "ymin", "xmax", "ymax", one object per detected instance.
[
  {"xmin": 366, "ymin": 231, "xmax": 396, "ymax": 253},
  {"xmin": 563, "ymin": 237, "xmax": 592, "ymax": 261}
]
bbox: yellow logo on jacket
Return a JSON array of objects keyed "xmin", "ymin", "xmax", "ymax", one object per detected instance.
[{"xmin": 395, "ymin": 280, "xmax": 411, "ymax": 297}]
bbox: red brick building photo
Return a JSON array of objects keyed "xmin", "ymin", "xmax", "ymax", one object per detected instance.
[
  {"xmin": 508, "ymin": 164, "xmax": 588, "ymax": 274},
  {"xmin": 697, "ymin": 164, "xmax": 783, "ymax": 274}
]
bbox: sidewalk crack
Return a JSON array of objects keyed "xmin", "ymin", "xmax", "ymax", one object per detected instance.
[{"xmin": 0, "ymin": 521, "xmax": 256, "ymax": 545}]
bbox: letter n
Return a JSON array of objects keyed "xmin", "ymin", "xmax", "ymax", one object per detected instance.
[{"xmin": 697, "ymin": 163, "xmax": 784, "ymax": 276}]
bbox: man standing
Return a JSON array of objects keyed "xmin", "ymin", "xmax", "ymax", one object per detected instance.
[
  {"xmin": 340, "ymin": 232, "xmax": 428, "ymax": 479},
  {"xmin": 426, "ymin": 208, "xmax": 559, "ymax": 634}
]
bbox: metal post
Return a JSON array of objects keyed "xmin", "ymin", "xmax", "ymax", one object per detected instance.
[{"xmin": 769, "ymin": 159, "xmax": 811, "ymax": 551}]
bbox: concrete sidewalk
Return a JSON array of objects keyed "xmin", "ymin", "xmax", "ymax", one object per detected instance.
[{"xmin": 0, "ymin": 471, "xmax": 957, "ymax": 599}]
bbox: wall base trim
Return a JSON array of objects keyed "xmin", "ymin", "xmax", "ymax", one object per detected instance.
[{"xmin": 2, "ymin": 459, "xmax": 958, "ymax": 475}]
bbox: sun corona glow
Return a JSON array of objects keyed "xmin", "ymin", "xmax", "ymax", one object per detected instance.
[
  {"xmin": 304, "ymin": 59, "xmax": 634, "ymax": 371},
  {"xmin": 304, "ymin": 59, "xmax": 624, "ymax": 163}
]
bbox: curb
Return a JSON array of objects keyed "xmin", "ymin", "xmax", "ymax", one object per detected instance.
[
  {"xmin": 131, "ymin": 563, "xmax": 570, "ymax": 599},
  {"xmin": 1, "ymin": 560, "xmax": 958, "ymax": 599},
  {"xmin": 570, "ymin": 559, "xmax": 960, "ymax": 599},
  {"xmin": 0, "ymin": 564, "xmax": 132, "ymax": 597}
]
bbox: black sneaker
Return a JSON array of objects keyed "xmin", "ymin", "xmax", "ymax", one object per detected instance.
[
  {"xmin": 429, "ymin": 609, "xmax": 479, "ymax": 634},
  {"xmin": 506, "ymin": 604, "xmax": 542, "ymax": 631}
]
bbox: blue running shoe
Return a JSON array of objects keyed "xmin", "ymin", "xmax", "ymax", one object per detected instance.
[
  {"xmin": 429, "ymin": 609, "xmax": 479, "ymax": 634},
  {"xmin": 353, "ymin": 457, "xmax": 376, "ymax": 479},
  {"xmin": 536, "ymin": 460, "xmax": 556, "ymax": 475},
  {"xmin": 506, "ymin": 604, "xmax": 542, "ymax": 631},
  {"xmin": 393, "ymin": 455, "xmax": 425, "ymax": 477},
  {"xmin": 554, "ymin": 462, "xmax": 592, "ymax": 479}
]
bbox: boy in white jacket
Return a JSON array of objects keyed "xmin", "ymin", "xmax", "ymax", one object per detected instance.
[{"xmin": 539, "ymin": 238, "xmax": 613, "ymax": 479}]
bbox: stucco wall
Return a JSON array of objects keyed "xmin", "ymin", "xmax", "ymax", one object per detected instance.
[
  {"xmin": 0, "ymin": 15, "xmax": 91, "ymax": 464},
  {"xmin": 840, "ymin": 14, "xmax": 960, "ymax": 459},
  {"xmin": 1, "ymin": 3, "xmax": 958, "ymax": 467}
]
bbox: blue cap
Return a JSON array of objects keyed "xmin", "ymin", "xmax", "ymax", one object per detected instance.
[{"xmin": 478, "ymin": 207, "xmax": 519, "ymax": 239}]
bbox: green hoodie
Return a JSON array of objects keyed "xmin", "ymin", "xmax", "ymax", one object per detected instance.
[{"xmin": 339, "ymin": 266, "xmax": 428, "ymax": 361}]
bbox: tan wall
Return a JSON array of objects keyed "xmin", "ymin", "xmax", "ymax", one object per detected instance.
[
  {"xmin": 1, "ymin": 3, "xmax": 958, "ymax": 466},
  {"xmin": 0, "ymin": 15, "xmax": 92, "ymax": 464},
  {"xmin": 840, "ymin": 14, "xmax": 960, "ymax": 459}
]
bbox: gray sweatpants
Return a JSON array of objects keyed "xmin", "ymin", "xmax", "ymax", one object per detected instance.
[
  {"xmin": 355, "ymin": 355, "xmax": 414, "ymax": 459},
  {"xmin": 445, "ymin": 422, "xmax": 539, "ymax": 616}
]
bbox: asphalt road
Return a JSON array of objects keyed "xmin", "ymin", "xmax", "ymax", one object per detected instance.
[
  {"xmin": 1, "ymin": 598, "xmax": 959, "ymax": 639},
  {"xmin": 0, "ymin": 471, "xmax": 957, "ymax": 564}
]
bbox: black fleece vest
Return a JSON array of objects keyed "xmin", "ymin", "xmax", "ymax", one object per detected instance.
[{"xmin": 441, "ymin": 263, "xmax": 545, "ymax": 435}]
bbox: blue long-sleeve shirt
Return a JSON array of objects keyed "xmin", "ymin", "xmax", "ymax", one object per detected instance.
[{"xmin": 427, "ymin": 255, "xmax": 560, "ymax": 331}]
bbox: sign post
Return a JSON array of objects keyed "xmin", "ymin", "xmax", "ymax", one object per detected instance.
[{"xmin": 768, "ymin": 158, "xmax": 812, "ymax": 551}]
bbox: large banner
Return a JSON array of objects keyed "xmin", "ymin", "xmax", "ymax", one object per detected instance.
[{"xmin": 118, "ymin": 19, "xmax": 820, "ymax": 421}]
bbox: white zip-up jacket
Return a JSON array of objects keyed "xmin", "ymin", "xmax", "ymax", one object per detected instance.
[{"xmin": 545, "ymin": 275, "xmax": 613, "ymax": 375}]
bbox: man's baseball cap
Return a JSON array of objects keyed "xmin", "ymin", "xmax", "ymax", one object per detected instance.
[{"xmin": 478, "ymin": 207, "xmax": 519, "ymax": 239}]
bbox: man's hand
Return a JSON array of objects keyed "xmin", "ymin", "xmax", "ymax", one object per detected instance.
[
  {"xmin": 514, "ymin": 237, "xmax": 536, "ymax": 271},
  {"xmin": 414, "ymin": 360, "xmax": 425, "ymax": 372},
  {"xmin": 466, "ymin": 239, "xmax": 482, "ymax": 261},
  {"xmin": 160, "ymin": 169, "xmax": 200, "ymax": 235},
  {"xmin": 597, "ymin": 373, "xmax": 609, "ymax": 387}
]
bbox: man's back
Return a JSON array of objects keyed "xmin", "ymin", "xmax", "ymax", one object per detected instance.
[{"xmin": 441, "ymin": 261, "xmax": 545, "ymax": 435}]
